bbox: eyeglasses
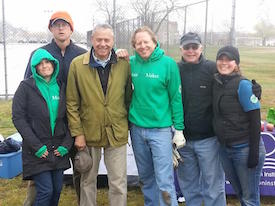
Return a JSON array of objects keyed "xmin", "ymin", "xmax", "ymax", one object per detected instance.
[{"xmin": 183, "ymin": 44, "xmax": 199, "ymax": 50}]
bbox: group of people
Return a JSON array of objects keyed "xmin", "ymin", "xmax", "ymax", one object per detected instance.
[{"xmin": 11, "ymin": 10, "xmax": 265, "ymax": 206}]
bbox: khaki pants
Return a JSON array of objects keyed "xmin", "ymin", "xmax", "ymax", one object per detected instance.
[{"xmin": 80, "ymin": 144, "xmax": 127, "ymax": 206}]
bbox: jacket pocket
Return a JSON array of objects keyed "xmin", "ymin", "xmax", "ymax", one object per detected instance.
[
  {"xmin": 109, "ymin": 118, "xmax": 128, "ymax": 142},
  {"xmin": 82, "ymin": 122, "xmax": 102, "ymax": 143}
]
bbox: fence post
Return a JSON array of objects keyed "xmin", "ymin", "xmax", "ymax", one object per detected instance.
[
  {"xmin": 184, "ymin": 6, "xmax": 187, "ymax": 34},
  {"xmin": 229, "ymin": 0, "xmax": 236, "ymax": 46},
  {"xmin": 203, "ymin": 0, "xmax": 208, "ymax": 55},
  {"xmin": 2, "ymin": 0, "xmax": 8, "ymax": 100}
]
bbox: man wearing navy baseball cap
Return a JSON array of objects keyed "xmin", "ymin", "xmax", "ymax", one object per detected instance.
[
  {"xmin": 176, "ymin": 32, "xmax": 227, "ymax": 206},
  {"xmin": 180, "ymin": 32, "xmax": 202, "ymax": 47}
]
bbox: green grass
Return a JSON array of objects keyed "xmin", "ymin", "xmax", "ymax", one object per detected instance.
[
  {"xmin": 0, "ymin": 100, "xmax": 145, "ymax": 205},
  {"xmin": 0, "ymin": 100, "xmax": 16, "ymax": 137},
  {"xmin": 1, "ymin": 46, "xmax": 275, "ymax": 205},
  {"xmin": 0, "ymin": 175, "xmax": 144, "ymax": 206}
]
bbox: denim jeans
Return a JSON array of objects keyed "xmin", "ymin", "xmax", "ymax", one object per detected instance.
[
  {"xmin": 174, "ymin": 170, "xmax": 183, "ymax": 198},
  {"xmin": 177, "ymin": 136, "xmax": 226, "ymax": 206},
  {"xmin": 130, "ymin": 124, "xmax": 178, "ymax": 206},
  {"xmin": 33, "ymin": 169, "xmax": 64, "ymax": 206},
  {"xmin": 219, "ymin": 138, "xmax": 266, "ymax": 206}
]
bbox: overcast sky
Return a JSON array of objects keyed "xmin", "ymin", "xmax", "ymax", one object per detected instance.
[{"xmin": 2, "ymin": 0, "xmax": 275, "ymax": 34}]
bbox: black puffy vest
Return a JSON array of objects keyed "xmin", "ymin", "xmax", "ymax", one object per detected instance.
[{"xmin": 213, "ymin": 73, "xmax": 250, "ymax": 145}]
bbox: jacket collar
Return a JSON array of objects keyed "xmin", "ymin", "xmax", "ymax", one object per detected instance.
[
  {"xmin": 214, "ymin": 71, "xmax": 241, "ymax": 85},
  {"xmin": 86, "ymin": 48, "xmax": 117, "ymax": 68},
  {"xmin": 51, "ymin": 39, "xmax": 73, "ymax": 52}
]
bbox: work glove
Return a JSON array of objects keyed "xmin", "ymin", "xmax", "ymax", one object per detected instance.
[
  {"xmin": 173, "ymin": 130, "xmax": 186, "ymax": 149},
  {"xmin": 173, "ymin": 146, "xmax": 183, "ymax": 168},
  {"xmin": 252, "ymin": 79, "xmax": 262, "ymax": 100}
]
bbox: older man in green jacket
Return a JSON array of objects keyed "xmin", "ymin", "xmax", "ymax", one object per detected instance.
[{"xmin": 66, "ymin": 24, "xmax": 131, "ymax": 206}]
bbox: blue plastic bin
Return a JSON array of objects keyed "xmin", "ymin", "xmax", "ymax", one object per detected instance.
[{"xmin": 0, "ymin": 150, "xmax": 22, "ymax": 179}]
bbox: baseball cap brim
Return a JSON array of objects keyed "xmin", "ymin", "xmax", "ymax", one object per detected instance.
[
  {"xmin": 181, "ymin": 39, "xmax": 201, "ymax": 46},
  {"xmin": 216, "ymin": 51, "xmax": 235, "ymax": 61}
]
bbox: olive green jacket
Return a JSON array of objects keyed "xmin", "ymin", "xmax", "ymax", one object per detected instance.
[{"xmin": 66, "ymin": 51, "xmax": 132, "ymax": 147}]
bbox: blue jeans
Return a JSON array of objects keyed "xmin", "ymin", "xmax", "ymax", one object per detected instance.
[
  {"xmin": 33, "ymin": 169, "xmax": 64, "ymax": 206},
  {"xmin": 174, "ymin": 170, "xmax": 183, "ymax": 198},
  {"xmin": 130, "ymin": 124, "xmax": 178, "ymax": 206},
  {"xmin": 219, "ymin": 139, "xmax": 266, "ymax": 206},
  {"xmin": 177, "ymin": 136, "xmax": 226, "ymax": 206}
]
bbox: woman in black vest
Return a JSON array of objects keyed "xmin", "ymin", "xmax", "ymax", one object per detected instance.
[{"xmin": 212, "ymin": 46, "xmax": 266, "ymax": 206}]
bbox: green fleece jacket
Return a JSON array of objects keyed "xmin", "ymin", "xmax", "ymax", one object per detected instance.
[
  {"xmin": 31, "ymin": 48, "xmax": 60, "ymax": 135},
  {"xmin": 129, "ymin": 44, "xmax": 184, "ymax": 130}
]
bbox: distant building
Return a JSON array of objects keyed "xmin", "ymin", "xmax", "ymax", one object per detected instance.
[
  {"xmin": 155, "ymin": 20, "xmax": 180, "ymax": 46},
  {"xmin": 236, "ymin": 36, "xmax": 262, "ymax": 47},
  {"xmin": 266, "ymin": 38, "xmax": 275, "ymax": 46}
]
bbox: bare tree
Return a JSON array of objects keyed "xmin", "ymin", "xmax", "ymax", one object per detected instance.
[
  {"xmin": 254, "ymin": 19, "xmax": 275, "ymax": 46},
  {"xmin": 131, "ymin": 0, "xmax": 182, "ymax": 34},
  {"xmin": 95, "ymin": 0, "xmax": 125, "ymax": 26}
]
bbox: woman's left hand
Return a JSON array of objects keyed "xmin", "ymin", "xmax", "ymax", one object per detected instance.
[{"xmin": 54, "ymin": 149, "xmax": 61, "ymax": 156}]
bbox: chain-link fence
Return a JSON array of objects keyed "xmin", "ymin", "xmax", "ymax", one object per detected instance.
[
  {"xmin": 114, "ymin": 0, "xmax": 210, "ymax": 55},
  {"xmin": 0, "ymin": 0, "xmax": 211, "ymax": 99},
  {"xmin": 0, "ymin": 0, "xmax": 268, "ymax": 98}
]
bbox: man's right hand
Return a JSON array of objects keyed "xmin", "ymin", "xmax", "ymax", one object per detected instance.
[
  {"xmin": 173, "ymin": 130, "xmax": 186, "ymax": 149},
  {"xmin": 75, "ymin": 135, "xmax": 86, "ymax": 151},
  {"xmin": 115, "ymin": 49, "xmax": 130, "ymax": 61}
]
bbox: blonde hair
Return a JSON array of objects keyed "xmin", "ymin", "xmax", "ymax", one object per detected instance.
[{"xmin": 131, "ymin": 26, "xmax": 157, "ymax": 48}]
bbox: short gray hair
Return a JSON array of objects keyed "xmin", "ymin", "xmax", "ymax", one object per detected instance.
[{"xmin": 91, "ymin": 24, "xmax": 114, "ymax": 38}]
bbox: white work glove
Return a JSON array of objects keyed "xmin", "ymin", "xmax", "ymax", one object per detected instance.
[
  {"xmin": 172, "ymin": 146, "xmax": 183, "ymax": 168},
  {"xmin": 173, "ymin": 130, "xmax": 186, "ymax": 149}
]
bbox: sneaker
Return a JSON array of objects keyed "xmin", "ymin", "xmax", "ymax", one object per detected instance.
[{"xmin": 178, "ymin": 196, "xmax": 185, "ymax": 203}]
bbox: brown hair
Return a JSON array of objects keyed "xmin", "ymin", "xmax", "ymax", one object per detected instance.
[
  {"xmin": 131, "ymin": 26, "xmax": 157, "ymax": 48},
  {"xmin": 234, "ymin": 65, "xmax": 241, "ymax": 74}
]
